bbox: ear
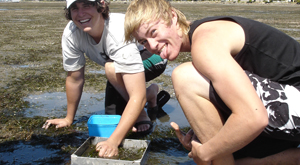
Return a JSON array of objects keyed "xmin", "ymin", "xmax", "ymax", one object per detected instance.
[
  {"xmin": 171, "ymin": 9, "xmax": 178, "ymax": 25},
  {"xmin": 171, "ymin": 9, "xmax": 181, "ymax": 32}
]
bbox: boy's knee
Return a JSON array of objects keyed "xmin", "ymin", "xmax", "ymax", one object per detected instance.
[
  {"xmin": 172, "ymin": 62, "xmax": 192, "ymax": 84},
  {"xmin": 172, "ymin": 62, "xmax": 210, "ymax": 99},
  {"xmin": 104, "ymin": 62, "xmax": 114, "ymax": 75},
  {"xmin": 172, "ymin": 62, "xmax": 196, "ymax": 90},
  {"xmin": 105, "ymin": 62, "xmax": 116, "ymax": 81}
]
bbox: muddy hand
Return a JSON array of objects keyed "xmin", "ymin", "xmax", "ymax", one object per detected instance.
[
  {"xmin": 96, "ymin": 141, "xmax": 118, "ymax": 158},
  {"xmin": 42, "ymin": 121, "xmax": 51, "ymax": 129},
  {"xmin": 170, "ymin": 122, "xmax": 194, "ymax": 151},
  {"xmin": 42, "ymin": 118, "xmax": 71, "ymax": 129}
]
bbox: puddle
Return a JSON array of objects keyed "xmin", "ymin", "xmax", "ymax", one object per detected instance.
[
  {"xmin": 147, "ymin": 137, "xmax": 195, "ymax": 164},
  {"xmin": 24, "ymin": 92, "xmax": 106, "ymax": 119},
  {"xmin": 0, "ymin": 141, "xmax": 62, "ymax": 164},
  {"xmin": 19, "ymin": 61, "xmax": 191, "ymax": 164},
  {"xmin": 163, "ymin": 63, "xmax": 179, "ymax": 77},
  {"xmin": 24, "ymin": 91, "xmax": 189, "ymax": 127},
  {"xmin": 20, "ymin": 90, "xmax": 192, "ymax": 164},
  {"xmin": 0, "ymin": 133, "xmax": 89, "ymax": 165}
]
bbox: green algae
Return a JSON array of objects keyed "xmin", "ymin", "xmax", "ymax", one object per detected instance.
[{"xmin": 82, "ymin": 144, "xmax": 146, "ymax": 160}]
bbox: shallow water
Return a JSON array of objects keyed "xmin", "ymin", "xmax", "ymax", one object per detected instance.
[
  {"xmin": 5, "ymin": 91, "xmax": 191, "ymax": 165},
  {"xmin": 0, "ymin": 141, "xmax": 62, "ymax": 164},
  {"xmin": 24, "ymin": 92, "xmax": 189, "ymax": 126},
  {"xmin": 16, "ymin": 61, "xmax": 192, "ymax": 164},
  {"xmin": 0, "ymin": 132, "xmax": 89, "ymax": 165},
  {"xmin": 24, "ymin": 92, "xmax": 106, "ymax": 118}
]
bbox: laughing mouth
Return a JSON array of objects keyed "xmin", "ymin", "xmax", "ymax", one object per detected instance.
[{"xmin": 79, "ymin": 19, "xmax": 90, "ymax": 24}]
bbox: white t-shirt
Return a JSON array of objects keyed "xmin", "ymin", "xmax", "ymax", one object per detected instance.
[{"xmin": 61, "ymin": 13, "xmax": 144, "ymax": 74}]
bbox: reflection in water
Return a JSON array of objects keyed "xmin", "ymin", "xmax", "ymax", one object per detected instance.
[
  {"xmin": 163, "ymin": 63, "xmax": 179, "ymax": 77},
  {"xmin": 0, "ymin": 133, "xmax": 89, "ymax": 165},
  {"xmin": 24, "ymin": 91, "xmax": 189, "ymax": 127},
  {"xmin": 24, "ymin": 92, "xmax": 106, "ymax": 118},
  {"xmin": 0, "ymin": 141, "xmax": 63, "ymax": 164}
]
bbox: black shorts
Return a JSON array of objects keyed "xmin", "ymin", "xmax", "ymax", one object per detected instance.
[
  {"xmin": 233, "ymin": 135, "xmax": 299, "ymax": 159},
  {"xmin": 209, "ymin": 70, "xmax": 300, "ymax": 159}
]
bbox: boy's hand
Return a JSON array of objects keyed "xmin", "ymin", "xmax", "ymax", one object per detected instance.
[
  {"xmin": 188, "ymin": 140, "xmax": 211, "ymax": 165},
  {"xmin": 170, "ymin": 122, "xmax": 195, "ymax": 151},
  {"xmin": 42, "ymin": 118, "xmax": 72, "ymax": 129},
  {"xmin": 96, "ymin": 140, "xmax": 119, "ymax": 158}
]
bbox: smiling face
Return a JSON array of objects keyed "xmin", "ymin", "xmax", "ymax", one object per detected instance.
[
  {"xmin": 134, "ymin": 16, "xmax": 183, "ymax": 61},
  {"xmin": 70, "ymin": 1, "xmax": 104, "ymax": 39}
]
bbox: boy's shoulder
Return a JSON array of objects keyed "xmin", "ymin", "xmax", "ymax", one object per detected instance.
[{"xmin": 62, "ymin": 21, "xmax": 84, "ymax": 38}]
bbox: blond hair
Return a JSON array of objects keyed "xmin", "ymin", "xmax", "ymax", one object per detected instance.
[{"xmin": 124, "ymin": 0, "xmax": 189, "ymax": 43}]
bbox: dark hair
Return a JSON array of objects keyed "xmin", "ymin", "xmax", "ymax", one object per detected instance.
[{"xmin": 64, "ymin": 0, "xmax": 110, "ymax": 20}]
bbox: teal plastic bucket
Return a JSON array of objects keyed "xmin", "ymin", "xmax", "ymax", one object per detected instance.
[{"xmin": 87, "ymin": 115, "xmax": 121, "ymax": 137}]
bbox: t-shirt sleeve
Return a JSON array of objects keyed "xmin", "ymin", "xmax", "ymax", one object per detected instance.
[
  {"xmin": 61, "ymin": 32, "xmax": 86, "ymax": 72},
  {"xmin": 109, "ymin": 43, "xmax": 144, "ymax": 74}
]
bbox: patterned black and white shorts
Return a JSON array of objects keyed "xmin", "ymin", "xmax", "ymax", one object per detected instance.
[
  {"xmin": 246, "ymin": 71, "xmax": 300, "ymax": 141},
  {"xmin": 209, "ymin": 70, "xmax": 300, "ymax": 142}
]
